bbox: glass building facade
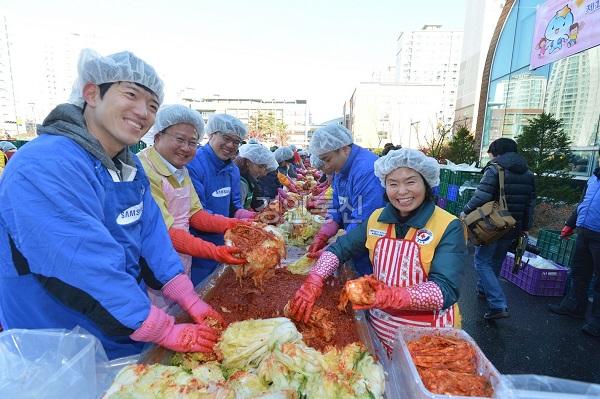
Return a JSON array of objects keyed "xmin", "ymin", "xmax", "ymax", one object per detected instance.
[{"xmin": 482, "ymin": 0, "xmax": 600, "ymax": 176}]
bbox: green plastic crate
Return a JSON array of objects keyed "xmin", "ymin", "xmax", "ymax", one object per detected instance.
[
  {"xmin": 537, "ymin": 229, "xmax": 577, "ymax": 267},
  {"xmin": 128, "ymin": 141, "xmax": 147, "ymax": 153}
]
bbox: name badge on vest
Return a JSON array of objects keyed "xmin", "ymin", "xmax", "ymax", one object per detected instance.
[
  {"xmin": 117, "ymin": 201, "xmax": 144, "ymax": 225},
  {"xmin": 415, "ymin": 228, "xmax": 434, "ymax": 245},
  {"xmin": 368, "ymin": 229, "xmax": 386, "ymax": 237},
  {"xmin": 212, "ymin": 187, "xmax": 231, "ymax": 198}
]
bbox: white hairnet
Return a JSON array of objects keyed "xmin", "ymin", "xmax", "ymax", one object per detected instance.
[
  {"xmin": 374, "ymin": 148, "xmax": 440, "ymax": 188},
  {"xmin": 0, "ymin": 141, "xmax": 17, "ymax": 152},
  {"xmin": 310, "ymin": 153, "xmax": 324, "ymax": 169},
  {"xmin": 308, "ymin": 124, "xmax": 353, "ymax": 157},
  {"xmin": 147, "ymin": 104, "xmax": 205, "ymax": 140},
  {"xmin": 68, "ymin": 49, "xmax": 164, "ymax": 107},
  {"xmin": 205, "ymin": 114, "xmax": 247, "ymax": 139},
  {"xmin": 267, "ymin": 157, "xmax": 279, "ymax": 172},
  {"xmin": 238, "ymin": 143, "xmax": 276, "ymax": 167},
  {"xmin": 274, "ymin": 146, "xmax": 294, "ymax": 163}
]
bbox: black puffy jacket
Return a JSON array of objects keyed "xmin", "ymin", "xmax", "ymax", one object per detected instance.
[{"xmin": 463, "ymin": 152, "xmax": 536, "ymax": 236}]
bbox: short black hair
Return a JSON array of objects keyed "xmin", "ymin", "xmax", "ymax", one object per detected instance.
[{"xmin": 488, "ymin": 138, "xmax": 518, "ymax": 157}]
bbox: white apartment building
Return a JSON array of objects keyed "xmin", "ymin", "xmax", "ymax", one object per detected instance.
[
  {"xmin": 0, "ymin": 14, "xmax": 100, "ymax": 138},
  {"xmin": 347, "ymin": 82, "xmax": 444, "ymax": 149},
  {"xmin": 185, "ymin": 96, "xmax": 311, "ymax": 147},
  {"xmin": 395, "ymin": 25, "xmax": 463, "ymax": 127},
  {"xmin": 454, "ymin": 0, "xmax": 504, "ymax": 132}
]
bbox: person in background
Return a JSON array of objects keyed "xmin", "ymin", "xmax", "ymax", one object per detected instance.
[
  {"xmin": 274, "ymin": 146, "xmax": 300, "ymax": 192},
  {"xmin": 234, "ymin": 141, "xmax": 278, "ymax": 210},
  {"xmin": 549, "ymin": 149, "xmax": 600, "ymax": 337},
  {"xmin": 138, "ymin": 104, "xmax": 246, "ymax": 294},
  {"xmin": 305, "ymin": 123, "xmax": 385, "ymax": 275},
  {"xmin": 0, "ymin": 49, "xmax": 222, "ymax": 359},
  {"xmin": 0, "ymin": 141, "xmax": 17, "ymax": 161},
  {"xmin": 290, "ymin": 148, "xmax": 467, "ymax": 353},
  {"xmin": 462, "ymin": 138, "xmax": 535, "ymax": 320},
  {"xmin": 187, "ymin": 114, "xmax": 255, "ymax": 284}
]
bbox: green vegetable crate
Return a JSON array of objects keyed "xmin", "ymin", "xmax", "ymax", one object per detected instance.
[{"xmin": 536, "ymin": 229, "xmax": 577, "ymax": 267}]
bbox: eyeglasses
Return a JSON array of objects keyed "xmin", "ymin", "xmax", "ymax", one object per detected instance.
[
  {"xmin": 219, "ymin": 133, "xmax": 242, "ymax": 147},
  {"xmin": 161, "ymin": 132, "xmax": 199, "ymax": 149}
]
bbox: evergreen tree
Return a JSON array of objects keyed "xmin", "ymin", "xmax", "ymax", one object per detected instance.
[
  {"xmin": 516, "ymin": 112, "xmax": 571, "ymax": 175},
  {"xmin": 445, "ymin": 126, "xmax": 477, "ymax": 164}
]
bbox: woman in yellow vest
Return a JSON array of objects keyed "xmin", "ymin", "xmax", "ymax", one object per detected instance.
[{"xmin": 290, "ymin": 148, "xmax": 467, "ymax": 353}]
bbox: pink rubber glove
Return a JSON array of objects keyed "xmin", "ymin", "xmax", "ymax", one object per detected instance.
[
  {"xmin": 234, "ymin": 208, "xmax": 257, "ymax": 220},
  {"xmin": 307, "ymin": 220, "xmax": 339, "ymax": 258},
  {"xmin": 560, "ymin": 226, "xmax": 574, "ymax": 239},
  {"xmin": 130, "ymin": 305, "xmax": 218, "ymax": 353},
  {"xmin": 289, "ymin": 273, "xmax": 324, "ymax": 324},
  {"xmin": 162, "ymin": 274, "xmax": 226, "ymax": 327}
]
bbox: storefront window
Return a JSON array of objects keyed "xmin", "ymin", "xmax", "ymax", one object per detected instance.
[
  {"xmin": 544, "ymin": 47, "xmax": 600, "ymax": 147},
  {"xmin": 491, "ymin": 4, "xmax": 518, "ymax": 80},
  {"xmin": 569, "ymin": 150, "xmax": 598, "ymax": 177},
  {"xmin": 511, "ymin": 1, "xmax": 540, "ymax": 71}
]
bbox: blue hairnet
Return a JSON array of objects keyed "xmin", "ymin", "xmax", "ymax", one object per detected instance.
[
  {"xmin": 274, "ymin": 146, "xmax": 294, "ymax": 163},
  {"xmin": 0, "ymin": 141, "xmax": 17, "ymax": 152},
  {"xmin": 374, "ymin": 148, "xmax": 440, "ymax": 187},
  {"xmin": 308, "ymin": 124, "xmax": 353, "ymax": 157},
  {"xmin": 68, "ymin": 49, "xmax": 164, "ymax": 107},
  {"xmin": 238, "ymin": 143, "xmax": 276, "ymax": 166},
  {"xmin": 205, "ymin": 114, "xmax": 247, "ymax": 139},
  {"xmin": 148, "ymin": 104, "xmax": 205, "ymax": 139},
  {"xmin": 310, "ymin": 153, "xmax": 324, "ymax": 169}
]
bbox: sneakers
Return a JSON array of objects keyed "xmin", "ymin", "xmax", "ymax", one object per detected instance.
[
  {"xmin": 547, "ymin": 304, "xmax": 586, "ymax": 319},
  {"xmin": 582, "ymin": 323, "xmax": 600, "ymax": 337},
  {"xmin": 484, "ymin": 308, "xmax": 510, "ymax": 320}
]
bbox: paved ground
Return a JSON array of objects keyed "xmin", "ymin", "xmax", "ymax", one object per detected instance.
[{"xmin": 459, "ymin": 247, "xmax": 600, "ymax": 384}]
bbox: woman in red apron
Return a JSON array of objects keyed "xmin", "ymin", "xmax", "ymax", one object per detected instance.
[{"xmin": 290, "ymin": 148, "xmax": 467, "ymax": 354}]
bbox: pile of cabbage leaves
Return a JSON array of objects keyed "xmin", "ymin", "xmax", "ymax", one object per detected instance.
[{"xmin": 105, "ymin": 318, "xmax": 384, "ymax": 398}]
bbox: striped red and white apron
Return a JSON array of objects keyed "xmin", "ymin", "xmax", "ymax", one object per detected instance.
[{"xmin": 369, "ymin": 224, "xmax": 456, "ymax": 354}]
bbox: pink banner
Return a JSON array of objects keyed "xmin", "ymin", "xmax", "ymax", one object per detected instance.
[{"xmin": 530, "ymin": 0, "xmax": 600, "ymax": 69}]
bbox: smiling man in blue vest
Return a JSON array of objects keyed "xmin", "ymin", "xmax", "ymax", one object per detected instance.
[{"xmin": 0, "ymin": 49, "xmax": 223, "ymax": 359}]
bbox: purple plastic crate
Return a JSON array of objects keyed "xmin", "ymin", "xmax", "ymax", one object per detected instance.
[
  {"xmin": 500, "ymin": 252, "xmax": 567, "ymax": 296},
  {"xmin": 436, "ymin": 197, "xmax": 447, "ymax": 209}
]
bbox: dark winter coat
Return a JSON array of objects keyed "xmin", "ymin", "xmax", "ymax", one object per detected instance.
[{"xmin": 463, "ymin": 152, "xmax": 536, "ymax": 237}]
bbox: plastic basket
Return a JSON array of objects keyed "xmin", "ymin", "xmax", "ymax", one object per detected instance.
[
  {"xmin": 447, "ymin": 184, "xmax": 459, "ymax": 201},
  {"xmin": 500, "ymin": 252, "xmax": 568, "ymax": 296},
  {"xmin": 391, "ymin": 325, "xmax": 503, "ymax": 399},
  {"xmin": 536, "ymin": 229, "xmax": 577, "ymax": 267},
  {"xmin": 436, "ymin": 197, "xmax": 447, "ymax": 209}
]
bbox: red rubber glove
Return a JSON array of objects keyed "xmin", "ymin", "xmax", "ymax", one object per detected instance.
[
  {"xmin": 130, "ymin": 305, "xmax": 218, "ymax": 353},
  {"xmin": 162, "ymin": 274, "xmax": 226, "ymax": 327},
  {"xmin": 560, "ymin": 226, "xmax": 574, "ymax": 239},
  {"xmin": 307, "ymin": 220, "xmax": 339, "ymax": 258},
  {"xmin": 289, "ymin": 273, "xmax": 324, "ymax": 323},
  {"xmin": 190, "ymin": 210, "xmax": 246, "ymax": 234},
  {"xmin": 169, "ymin": 228, "xmax": 246, "ymax": 265},
  {"xmin": 353, "ymin": 281, "xmax": 411, "ymax": 311}
]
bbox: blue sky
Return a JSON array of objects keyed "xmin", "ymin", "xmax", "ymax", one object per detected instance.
[{"xmin": 3, "ymin": 0, "xmax": 466, "ymax": 122}]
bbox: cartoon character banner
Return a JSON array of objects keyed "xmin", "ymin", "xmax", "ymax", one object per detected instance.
[{"xmin": 530, "ymin": 0, "xmax": 600, "ymax": 69}]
